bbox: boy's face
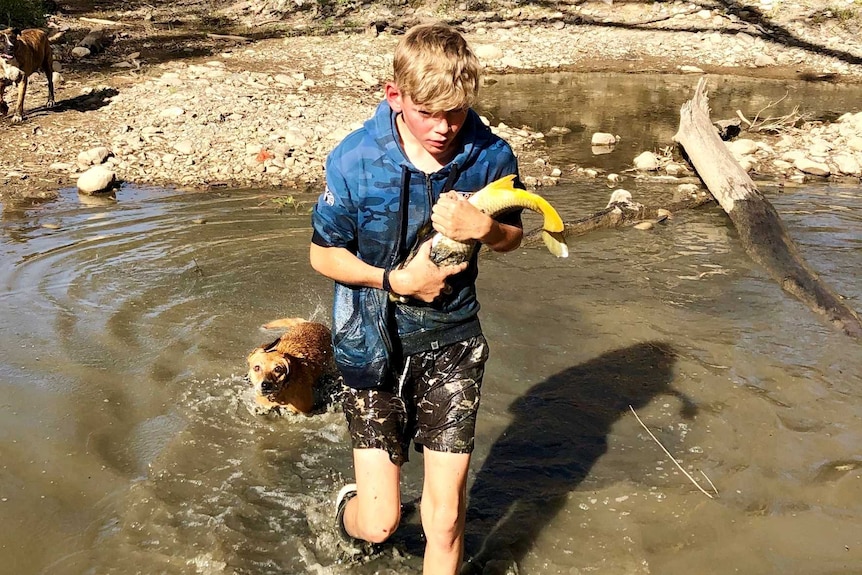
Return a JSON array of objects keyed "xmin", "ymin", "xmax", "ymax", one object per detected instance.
[{"xmin": 386, "ymin": 83, "xmax": 469, "ymax": 163}]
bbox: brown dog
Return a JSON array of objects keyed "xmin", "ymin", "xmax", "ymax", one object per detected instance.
[
  {"xmin": 246, "ymin": 318, "xmax": 333, "ymax": 414},
  {"xmin": 1, "ymin": 28, "xmax": 55, "ymax": 123}
]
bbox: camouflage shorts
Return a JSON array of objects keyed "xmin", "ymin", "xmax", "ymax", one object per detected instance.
[{"xmin": 342, "ymin": 335, "xmax": 489, "ymax": 466}]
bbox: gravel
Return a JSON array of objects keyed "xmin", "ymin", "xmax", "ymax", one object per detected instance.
[{"xmin": 1, "ymin": 0, "xmax": 861, "ymax": 202}]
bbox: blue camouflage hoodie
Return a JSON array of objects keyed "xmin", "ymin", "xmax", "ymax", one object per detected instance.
[{"xmin": 311, "ymin": 100, "xmax": 521, "ymax": 389}]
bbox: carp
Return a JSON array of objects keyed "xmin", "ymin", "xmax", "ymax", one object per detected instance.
[
  {"xmin": 427, "ymin": 174, "xmax": 569, "ymax": 266},
  {"xmin": 390, "ymin": 175, "xmax": 568, "ymax": 302}
]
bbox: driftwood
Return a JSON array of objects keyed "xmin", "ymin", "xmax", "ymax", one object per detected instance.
[
  {"xmin": 206, "ymin": 33, "xmax": 252, "ymax": 42},
  {"xmin": 80, "ymin": 17, "xmax": 126, "ymax": 27},
  {"xmin": 524, "ymin": 188, "xmax": 715, "ymax": 246},
  {"xmin": 673, "ymin": 77, "xmax": 862, "ymax": 339}
]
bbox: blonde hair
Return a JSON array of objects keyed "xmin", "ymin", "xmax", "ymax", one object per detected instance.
[{"xmin": 392, "ymin": 22, "xmax": 481, "ymax": 113}]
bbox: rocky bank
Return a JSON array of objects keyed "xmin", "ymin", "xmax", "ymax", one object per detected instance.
[{"xmin": 1, "ymin": 0, "xmax": 862, "ymax": 204}]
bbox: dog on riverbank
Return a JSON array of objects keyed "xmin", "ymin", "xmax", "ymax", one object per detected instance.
[
  {"xmin": 1, "ymin": 28, "xmax": 55, "ymax": 123},
  {"xmin": 246, "ymin": 318, "xmax": 333, "ymax": 415}
]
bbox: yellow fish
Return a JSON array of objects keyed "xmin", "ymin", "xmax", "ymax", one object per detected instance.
[{"xmin": 429, "ymin": 174, "xmax": 569, "ymax": 266}]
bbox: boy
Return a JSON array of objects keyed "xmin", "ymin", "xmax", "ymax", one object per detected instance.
[{"xmin": 309, "ymin": 22, "xmax": 524, "ymax": 575}]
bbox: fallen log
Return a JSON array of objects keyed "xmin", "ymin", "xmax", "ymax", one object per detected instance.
[
  {"xmin": 524, "ymin": 186, "xmax": 714, "ymax": 245},
  {"xmin": 673, "ymin": 77, "xmax": 862, "ymax": 339}
]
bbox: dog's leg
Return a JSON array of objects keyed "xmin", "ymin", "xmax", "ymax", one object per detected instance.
[
  {"xmin": 12, "ymin": 76, "xmax": 27, "ymax": 122},
  {"xmin": 42, "ymin": 50, "xmax": 54, "ymax": 109},
  {"xmin": 0, "ymin": 80, "xmax": 7, "ymax": 117}
]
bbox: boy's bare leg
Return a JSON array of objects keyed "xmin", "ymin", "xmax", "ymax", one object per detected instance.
[
  {"xmin": 343, "ymin": 448, "xmax": 402, "ymax": 543},
  {"xmin": 421, "ymin": 450, "xmax": 471, "ymax": 575}
]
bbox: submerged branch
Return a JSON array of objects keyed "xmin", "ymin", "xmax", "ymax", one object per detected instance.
[{"xmin": 523, "ymin": 187, "xmax": 714, "ymax": 246}]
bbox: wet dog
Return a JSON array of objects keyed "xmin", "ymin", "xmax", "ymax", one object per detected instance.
[
  {"xmin": 246, "ymin": 318, "xmax": 333, "ymax": 415},
  {"xmin": 1, "ymin": 28, "xmax": 55, "ymax": 122}
]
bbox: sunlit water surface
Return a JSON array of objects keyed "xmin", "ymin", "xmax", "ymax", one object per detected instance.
[{"xmin": 1, "ymin": 73, "xmax": 861, "ymax": 575}]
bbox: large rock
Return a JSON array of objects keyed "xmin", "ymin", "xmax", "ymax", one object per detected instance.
[
  {"xmin": 728, "ymin": 138, "xmax": 758, "ymax": 156},
  {"xmin": 77, "ymin": 165, "xmax": 117, "ymax": 194},
  {"xmin": 793, "ymin": 157, "xmax": 830, "ymax": 177},
  {"xmin": 633, "ymin": 151, "xmax": 659, "ymax": 171},
  {"xmin": 833, "ymin": 153, "xmax": 861, "ymax": 176},
  {"xmin": 173, "ymin": 140, "xmax": 195, "ymax": 155},
  {"xmin": 77, "ymin": 146, "xmax": 113, "ymax": 167},
  {"xmin": 71, "ymin": 46, "xmax": 91, "ymax": 59},
  {"xmin": 591, "ymin": 132, "xmax": 618, "ymax": 146},
  {"xmin": 838, "ymin": 111, "xmax": 862, "ymax": 131}
]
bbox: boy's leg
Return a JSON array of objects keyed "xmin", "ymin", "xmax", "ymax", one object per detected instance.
[
  {"xmin": 342, "ymin": 447, "xmax": 402, "ymax": 543},
  {"xmin": 339, "ymin": 384, "xmax": 411, "ymax": 544},
  {"xmin": 411, "ymin": 335, "xmax": 489, "ymax": 575},
  {"xmin": 421, "ymin": 450, "xmax": 471, "ymax": 575}
]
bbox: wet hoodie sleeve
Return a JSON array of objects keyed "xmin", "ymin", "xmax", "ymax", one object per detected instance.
[{"xmin": 311, "ymin": 156, "xmax": 357, "ymax": 250}]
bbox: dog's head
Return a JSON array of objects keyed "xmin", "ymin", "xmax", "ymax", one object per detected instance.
[
  {"xmin": 0, "ymin": 28, "xmax": 19, "ymax": 60},
  {"xmin": 246, "ymin": 337, "xmax": 297, "ymax": 403}
]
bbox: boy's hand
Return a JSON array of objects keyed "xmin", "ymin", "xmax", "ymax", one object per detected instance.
[
  {"xmin": 390, "ymin": 239, "xmax": 467, "ymax": 302},
  {"xmin": 431, "ymin": 191, "xmax": 492, "ymax": 242}
]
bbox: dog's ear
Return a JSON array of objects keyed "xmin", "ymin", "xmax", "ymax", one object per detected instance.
[
  {"xmin": 262, "ymin": 337, "xmax": 282, "ymax": 353},
  {"xmin": 12, "ymin": 29, "xmax": 21, "ymax": 38},
  {"xmin": 280, "ymin": 352, "xmax": 301, "ymax": 367}
]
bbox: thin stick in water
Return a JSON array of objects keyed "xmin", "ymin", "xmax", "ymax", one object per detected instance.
[{"xmin": 629, "ymin": 405, "xmax": 715, "ymax": 499}]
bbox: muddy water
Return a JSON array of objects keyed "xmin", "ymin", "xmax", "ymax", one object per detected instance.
[{"xmin": 1, "ymin": 74, "xmax": 862, "ymax": 575}]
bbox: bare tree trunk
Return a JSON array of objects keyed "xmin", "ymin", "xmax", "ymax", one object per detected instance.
[{"xmin": 673, "ymin": 77, "xmax": 862, "ymax": 339}]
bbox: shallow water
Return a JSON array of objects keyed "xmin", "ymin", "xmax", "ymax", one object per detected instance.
[
  {"xmin": 1, "ymin": 74, "xmax": 862, "ymax": 575},
  {"xmin": 480, "ymin": 72, "xmax": 862, "ymax": 173}
]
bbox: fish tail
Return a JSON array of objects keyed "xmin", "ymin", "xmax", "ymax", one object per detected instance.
[
  {"xmin": 542, "ymin": 230, "xmax": 569, "ymax": 258},
  {"xmin": 471, "ymin": 175, "xmax": 569, "ymax": 258},
  {"xmin": 528, "ymin": 194, "xmax": 565, "ymax": 234},
  {"xmin": 474, "ymin": 176, "xmax": 566, "ymax": 232}
]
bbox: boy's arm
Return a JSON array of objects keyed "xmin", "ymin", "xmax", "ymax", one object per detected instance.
[
  {"xmin": 309, "ymin": 243, "xmax": 382, "ymax": 288},
  {"xmin": 430, "ymin": 192, "xmax": 523, "ymax": 253},
  {"xmin": 478, "ymin": 218, "xmax": 523, "ymax": 253},
  {"xmin": 309, "ymin": 242, "xmax": 468, "ymax": 302}
]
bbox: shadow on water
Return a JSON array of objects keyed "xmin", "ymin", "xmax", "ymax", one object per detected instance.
[{"xmin": 461, "ymin": 341, "xmax": 696, "ymax": 575}]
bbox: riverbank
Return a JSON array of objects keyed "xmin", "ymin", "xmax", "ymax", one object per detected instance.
[{"xmin": 2, "ymin": 0, "xmax": 861, "ymax": 204}]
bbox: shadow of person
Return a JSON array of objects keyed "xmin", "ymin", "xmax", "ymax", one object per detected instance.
[{"xmin": 461, "ymin": 341, "xmax": 695, "ymax": 575}]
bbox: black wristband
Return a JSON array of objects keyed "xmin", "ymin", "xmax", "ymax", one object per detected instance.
[{"xmin": 382, "ymin": 267, "xmax": 393, "ymax": 293}]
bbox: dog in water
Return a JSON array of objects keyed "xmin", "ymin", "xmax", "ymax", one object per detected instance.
[
  {"xmin": 1, "ymin": 28, "xmax": 55, "ymax": 122},
  {"xmin": 246, "ymin": 318, "xmax": 333, "ymax": 415}
]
